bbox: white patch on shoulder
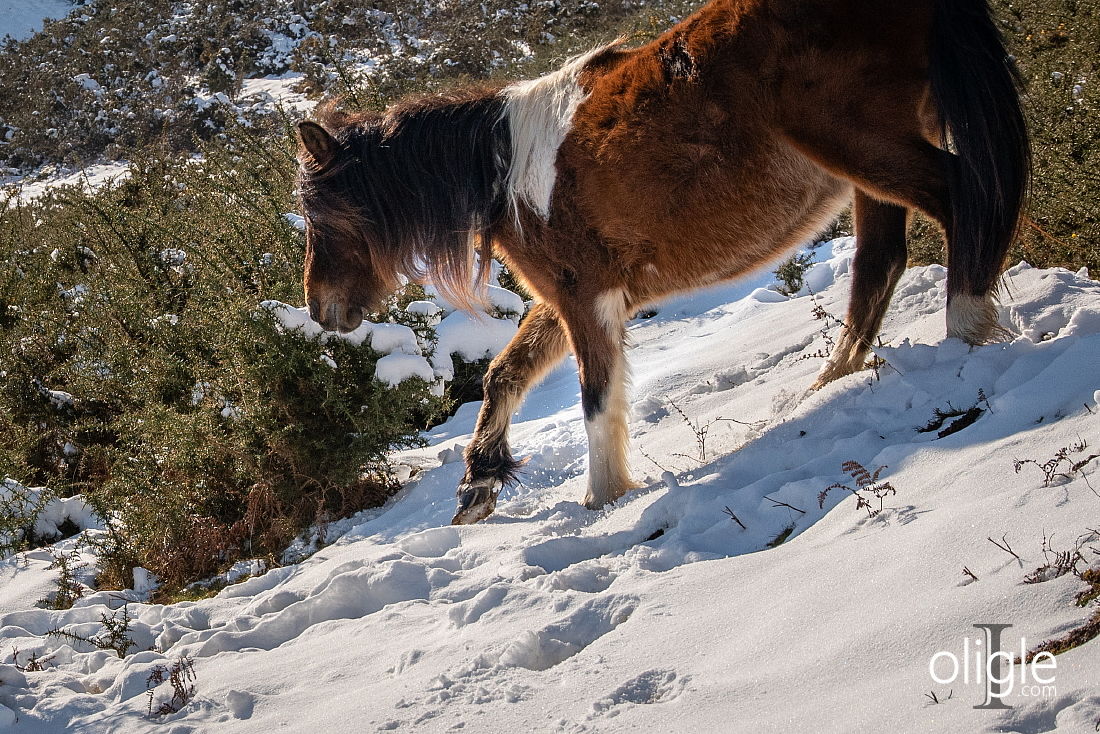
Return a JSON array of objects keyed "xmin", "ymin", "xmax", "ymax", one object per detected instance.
[{"xmin": 501, "ymin": 44, "xmax": 614, "ymax": 221}]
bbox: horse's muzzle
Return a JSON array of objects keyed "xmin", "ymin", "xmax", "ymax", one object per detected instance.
[{"xmin": 309, "ymin": 298, "xmax": 364, "ymax": 333}]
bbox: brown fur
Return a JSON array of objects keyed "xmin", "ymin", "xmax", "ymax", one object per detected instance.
[{"xmin": 297, "ymin": 0, "xmax": 1030, "ymax": 523}]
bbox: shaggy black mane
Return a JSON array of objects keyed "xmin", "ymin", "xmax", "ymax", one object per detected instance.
[{"xmin": 299, "ymin": 86, "xmax": 512, "ymax": 307}]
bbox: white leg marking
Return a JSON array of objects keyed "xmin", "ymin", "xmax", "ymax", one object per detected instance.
[
  {"xmin": 501, "ymin": 43, "xmax": 617, "ymax": 221},
  {"xmin": 946, "ymin": 293, "xmax": 1007, "ymax": 344},
  {"xmin": 584, "ymin": 290, "xmax": 633, "ymax": 508},
  {"xmin": 584, "ymin": 352, "xmax": 633, "ymax": 508}
]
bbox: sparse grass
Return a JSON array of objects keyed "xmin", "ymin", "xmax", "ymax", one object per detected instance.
[
  {"xmin": 145, "ymin": 655, "xmax": 197, "ymax": 717},
  {"xmin": 162, "ymin": 585, "xmax": 226, "ymax": 605},
  {"xmin": 1022, "ymin": 607, "xmax": 1100, "ymax": 661},
  {"xmin": 766, "ymin": 523, "xmax": 795, "ymax": 548}
]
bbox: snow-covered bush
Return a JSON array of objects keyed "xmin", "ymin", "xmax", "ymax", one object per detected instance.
[
  {"xmin": 0, "ymin": 130, "xmax": 518, "ymax": 591},
  {"xmin": 0, "ymin": 0, "xmax": 669, "ymax": 169}
]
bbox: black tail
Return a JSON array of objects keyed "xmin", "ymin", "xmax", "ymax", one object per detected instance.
[{"xmin": 930, "ymin": 0, "xmax": 1030, "ymax": 297}]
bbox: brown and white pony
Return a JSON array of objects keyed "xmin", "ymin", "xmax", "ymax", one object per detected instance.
[{"xmin": 295, "ymin": 0, "xmax": 1030, "ymax": 524}]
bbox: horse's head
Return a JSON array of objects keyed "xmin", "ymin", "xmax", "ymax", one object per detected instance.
[{"xmin": 296, "ymin": 120, "xmax": 399, "ymax": 333}]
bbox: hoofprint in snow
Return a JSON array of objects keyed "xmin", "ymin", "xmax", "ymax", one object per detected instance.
[{"xmin": 2, "ymin": 239, "xmax": 1099, "ymax": 733}]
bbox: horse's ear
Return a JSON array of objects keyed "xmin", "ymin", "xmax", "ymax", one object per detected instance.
[{"xmin": 297, "ymin": 121, "xmax": 337, "ymax": 167}]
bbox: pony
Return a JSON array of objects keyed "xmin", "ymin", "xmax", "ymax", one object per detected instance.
[{"xmin": 295, "ymin": 0, "xmax": 1030, "ymax": 525}]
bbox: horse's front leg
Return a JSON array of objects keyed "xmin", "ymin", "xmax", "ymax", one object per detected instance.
[
  {"xmin": 452, "ymin": 303, "xmax": 569, "ymax": 524},
  {"xmin": 562, "ymin": 289, "xmax": 637, "ymax": 509}
]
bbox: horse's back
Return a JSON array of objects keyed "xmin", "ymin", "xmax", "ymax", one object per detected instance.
[{"xmin": 551, "ymin": 0, "xmax": 942, "ymax": 300}]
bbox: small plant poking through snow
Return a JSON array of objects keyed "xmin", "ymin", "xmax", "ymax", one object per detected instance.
[
  {"xmin": 818, "ymin": 461, "xmax": 898, "ymax": 518},
  {"xmin": 773, "ymin": 250, "xmax": 815, "ymax": 296},
  {"xmin": 146, "ymin": 655, "xmax": 197, "ymax": 718},
  {"xmin": 38, "ymin": 549, "xmax": 87, "ymax": 610},
  {"xmin": 667, "ymin": 400, "xmax": 761, "ymax": 463},
  {"xmin": 47, "ymin": 606, "xmax": 140, "ymax": 659},
  {"xmin": 9, "ymin": 647, "xmax": 56, "ymax": 673},
  {"xmin": 917, "ymin": 389, "xmax": 993, "ymax": 439},
  {"xmin": 1013, "ymin": 436, "xmax": 1099, "ymax": 491},
  {"xmin": 1022, "ymin": 530, "xmax": 1094, "ymax": 585}
]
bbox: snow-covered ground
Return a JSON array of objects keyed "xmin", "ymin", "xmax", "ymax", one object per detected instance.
[
  {"xmin": 1, "ymin": 161, "xmax": 131, "ymax": 205},
  {"xmin": 0, "ymin": 72, "xmax": 310, "ymax": 205},
  {"xmin": 0, "ymin": 0, "xmax": 71, "ymax": 41},
  {"xmin": 2, "ymin": 240, "xmax": 1099, "ymax": 732}
]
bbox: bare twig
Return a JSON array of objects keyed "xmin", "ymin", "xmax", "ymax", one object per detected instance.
[
  {"xmin": 640, "ymin": 448, "xmax": 672, "ymax": 475},
  {"xmin": 988, "ymin": 534, "xmax": 1022, "ymax": 562},
  {"xmin": 763, "ymin": 495, "xmax": 806, "ymax": 515},
  {"xmin": 723, "ymin": 506, "xmax": 747, "ymax": 530},
  {"xmin": 963, "ymin": 566, "xmax": 979, "ymax": 582}
]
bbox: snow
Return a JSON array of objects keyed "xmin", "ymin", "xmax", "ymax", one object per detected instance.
[
  {"xmin": 0, "ymin": 0, "xmax": 71, "ymax": 41},
  {"xmin": 239, "ymin": 73, "xmax": 313, "ymax": 114},
  {"xmin": 262, "ymin": 279, "xmax": 521, "ymax": 387},
  {"xmin": 2, "ymin": 162, "xmax": 131, "ymax": 206},
  {"xmin": 375, "ymin": 353, "xmax": 436, "ymax": 387},
  {"xmin": 2, "ymin": 244, "xmax": 1100, "ymax": 732},
  {"xmin": 0, "ymin": 480, "xmax": 103, "ymax": 551},
  {"xmin": 431, "ymin": 309, "xmax": 519, "ymax": 380},
  {"xmin": 262, "ymin": 300, "xmax": 437, "ymax": 386}
]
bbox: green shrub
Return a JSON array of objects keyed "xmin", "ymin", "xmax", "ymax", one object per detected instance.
[
  {"xmin": 0, "ymin": 125, "xmax": 445, "ymax": 590},
  {"xmin": 774, "ymin": 251, "xmax": 815, "ymax": 296}
]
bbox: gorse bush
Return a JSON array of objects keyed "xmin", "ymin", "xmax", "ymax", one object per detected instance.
[
  {"xmin": 0, "ymin": 125, "xmax": 446, "ymax": 589},
  {"xmin": 0, "ymin": 0, "xmax": 664, "ymax": 169},
  {"xmin": 773, "ymin": 251, "xmax": 815, "ymax": 296}
]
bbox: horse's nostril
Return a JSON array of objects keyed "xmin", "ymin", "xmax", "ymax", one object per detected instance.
[
  {"xmin": 343, "ymin": 306, "xmax": 365, "ymax": 332},
  {"xmin": 307, "ymin": 298, "xmax": 320, "ymax": 322}
]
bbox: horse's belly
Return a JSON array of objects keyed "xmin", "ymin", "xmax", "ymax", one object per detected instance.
[{"xmin": 593, "ymin": 144, "xmax": 851, "ymax": 300}]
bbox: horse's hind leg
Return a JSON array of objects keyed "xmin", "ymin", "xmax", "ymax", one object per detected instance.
[
  {"xmin": 812, "ymin": 191, "xmax": 908, "ymax": 388},
  {"xmin": 784, "ymin": 126, "xmax": 1007, "ymax": 349},
  {"xmin": 453, "ymin": 302, "xmax": 569, "ymax": 524}
]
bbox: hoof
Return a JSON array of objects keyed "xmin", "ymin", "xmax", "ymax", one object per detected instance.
[
  {"xmin": 582, "ymin": 481, "xmax": 637, "ymax": 510},
  {"xmin": 451, "ymin": 478, "xmax": 501, "ymax": 525},
  {"xmin": 811, "ymin": 357, "xmax": 859, "ymax": 391}
]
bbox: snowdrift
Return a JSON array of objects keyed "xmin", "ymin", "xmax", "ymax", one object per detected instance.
[{"xmin": 2, "ymin": 239, "xmax": 1099, "ymax": 732}]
